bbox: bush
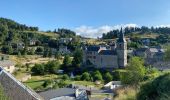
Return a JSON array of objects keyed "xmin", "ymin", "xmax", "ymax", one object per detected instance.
[
  {"xmin": 81, "ymin": 72, "xmax": 91, "ymax": 81},
  {"xmin": 42, "ymin": 80, "xmax": 52, "ymax": 88},
  {"xmin": 137, "ymin": 73, "xmax": 170, "ymax": 100},
  {"xmin": 121, "ymin": 57, "xmax": 146, "ymax": 85},
  {"xmin": 31, "ymin": 64, "xmax": 45, "ymax": 75},
  {"xmin": 93, "ymin": 70, "xmax": 103, "ymax": 81},
  {"xmin": 104, "ymin": 72, "xmax": 113, "ymax": 83},
  {"xmin": 74, "ymin": 75, "xmax": 81, "ymax": 81},
  {"xmin": 62, "ymin": 74, "xmax": 69, "ymax": 80}
]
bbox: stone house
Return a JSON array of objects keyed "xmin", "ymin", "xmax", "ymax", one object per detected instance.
[{"xmin": 83, "ymin": 28, "xmax": 127, "ymax": 68}]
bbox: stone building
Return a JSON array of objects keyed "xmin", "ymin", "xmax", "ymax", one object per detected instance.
[{"xmin": 83, "ymin": 28, "xmax": 127, "ymax": 68}]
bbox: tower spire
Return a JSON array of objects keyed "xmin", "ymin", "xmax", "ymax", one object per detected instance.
[{"xmin": 117, "ymin": 27, "xmax": 126, "ymax": 43}]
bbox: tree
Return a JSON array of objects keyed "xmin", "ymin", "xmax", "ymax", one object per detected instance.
[
  {"xmin": 1, "ymin": 45, "xmax": 13, "ymax": 54},
  {"xmin": 81, "ymin": 72, "xmax": 91, "ymax": 81},
  {"xmin": 72, "ymin": 49, "xmax": 83, "ymax": 68},
  {"xmin": 48, "ymin": 48, "xmax": 52, "ymax": 58},
  {"xmin": 164, "ymin": 46, "xmax": 170, "ymax": 61},
  {"xmin": 121, "ymin": 57, "xmax": 146, "ymax": 85},
  {"xmin": 93, "ymin": 70, "xmax": 103, "ymax": 81},
  {"xmin": 42, "ymin": 80, "xmax": 52, "ymax": 88},
  {"xmin": 104, "ymin": 72, "xmax": 113, "ymax": 83},
  {"xmin": 55, "ymin": 51, "xmax": 61, "ymax": 59},
  {"xmin": 62, "ymin": 74, "xmax": 69, "ymax": 80},
  {"xmin": 63, "ymin": 55, "xmax": 72, "ymax": 67},
  {"xmin": 31, "ymin": 64, "xmax": 45, "ymax": 75},
  {"xmin": 137, "ymin": 73, "xmax": 170, "ymax": 100},
  {"xmin": 45, "ymin": 60, "xmax": 61, "ymax": 74},
  {"xmin": 43, "ymin": 48, "xmax": 49, "ymax": 57}
]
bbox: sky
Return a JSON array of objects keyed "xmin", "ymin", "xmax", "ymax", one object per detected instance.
[{"xmin": 1, "ymin": 0, "xmax": 170, "ymax": 38}]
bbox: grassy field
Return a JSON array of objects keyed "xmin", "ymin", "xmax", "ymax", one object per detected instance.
[
  {"xmin": 9, "ymin": 55, "xmax": 58, "ymax": 65},
  {"xmin": 24, "ymin": 74, "xmax": 103, "ymax": 90}
]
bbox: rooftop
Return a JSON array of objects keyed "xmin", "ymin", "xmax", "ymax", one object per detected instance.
[
  {"xmin": 99, "ymin": 50, "xmax": 117, "ymax": 55},
  {"xmin": 39, "ymin": 88, "xmax": 75, "ymax": 100},
  {"xmin": 0, "ymin": 67, "xmax": 42, "ymax": 100}
]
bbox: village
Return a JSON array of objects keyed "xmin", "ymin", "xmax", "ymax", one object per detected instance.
[{"xmin": 0, "ymin": 25, "xmax": 170, "ymax": 100}]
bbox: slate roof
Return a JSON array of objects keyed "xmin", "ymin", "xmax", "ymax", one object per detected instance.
[
  {"xmin": 87, "ymin": 46, "xmax": 101, "ymax": 51},
  {"xmin": 136, "ymin": 48, "xmax": 148, "ymax": 52},
  {"xmin": 0, "ymin": 67, "xmax": 42, "ymax": 100},
  {"xmin": 99, "ymin": 50, "xmax": 117, "ymax": 55},
  {"xmin": 39, "ymin": 88, "xmax": 75, "ymax": 100}
]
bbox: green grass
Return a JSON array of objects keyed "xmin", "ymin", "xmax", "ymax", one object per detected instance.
[
  {"xmin": 24, "ymin": 80, "xmax": 45, "ymax": 90},
  {"xmin": 24, "ymin": 74, "xmax": 59, "ymax": 90}
]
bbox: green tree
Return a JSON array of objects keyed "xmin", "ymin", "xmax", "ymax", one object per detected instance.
[
  {"xmin": 1, "ymin": 45, "xmax": 13, "ymax": 54},
  {"xmin": 93, "ymin": 70, "xmax": 103, "ymax": 81},
  {"xmin": 55, "ymin": 51, "xmax": 61, "ymax": 59},
  {"xmin": 72, "ymin": 49, "xmax": 83, "ymax": 68},
  {"xmin": 45, "ymin": 60, "xmax": 61, "ymax": 74},
  {"xmin": 164, "ymin": 46, "xmax": 170, "ymax": 61},
  {"xmin": 81, "ymin": 72, "xmax": 91, "ymax": 81},
  {"xmin": 48, "ymin": 48, "xmax": 52, "ymax": 58},
  {"xmin": 104, "ymin": 72, "xmax": 113, "ymax": 83},
  {"xmin": 31, "ymin": 64, "xmax": 45, "ymax": 75},
  {"xmin": 137, "ymin": 73, "xmax": 170, "ymax": 100},
  {"xmin": 63, "ymin": 55, "xmax": 72, "ymax": 67},
  {"xmin": 121, "ymin": 57, "xmax": 146, "ymax": 85},
  {"xmin": 43, "ymin": 48, "xmax": 49, "ymax": 57},
  {"xmin": 62, "ymin": 74, "xmax": 69, "ymax": 80}
]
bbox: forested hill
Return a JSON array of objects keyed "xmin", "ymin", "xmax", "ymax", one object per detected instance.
[
  {"xmin": 0, "ymin": 17, "xmax": 80, "ymax": 55},
  {"xmin": 0, "ymin": 17, "xmax": 77, "ymax": 44},
  {"xmin": 102, "ymin": 26, "xmax": 170, "ymax": 39},
  {"xmin": 0, "ymin": 17, "xmax": 38, "ymax": 31}
]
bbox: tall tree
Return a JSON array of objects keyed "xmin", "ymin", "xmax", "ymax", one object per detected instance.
[
  {"xmin": 72, "ymin": 49, "xmax": 83, "ymax": 68},
  {"xmin": 121, "ymin": 57, "xmax": 146, "ymax": 85}
]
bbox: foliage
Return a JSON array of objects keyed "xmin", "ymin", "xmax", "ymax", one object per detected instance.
[
  {"xmin": 104, "ymin": 72, "xmax": 113, "ymax": 83},
  {"xmin": 93, "ymin": 70, "xmax": 103, "ymax": 81},
  {"xmin": 81, "ymin": 72, "xmax": 91, "ymax": 81},
  {"xmin": 42, "ymin": 80, "xmax": 52, "ymax": 88},
  {"xmin": 62, "ymin": 74, "xmax": 69, "ymax": 80},
  {"xmin": 121, "ymin": 57, "xmax": 146, "ymax": 85},
  {"xmin": 164, "ymin": 46, "xmax": 170, "ymax": 61},
  {"xmin": 72, "ymin": 48, "xmax": 83, "ymax": 68},
  {"xmin": 45, "ymin": 60, "xmax": 61, "ymax": 74},
  {"xmin": 31, "ymin": 60, "xmax": 61, "ymax": 75},
  {"xmin": 137, "ymin": 73, "xmax": 170, "ymax": 100},
  {"xmin": 62, "ymin": 55, "xmax": 72, "ymax": 69},
  {"xmin": 58, "ymin": 28, "xmax": 76, "ymax": 38},
  {"xmin": 31, "ymin": 64, "xmax": 45, "ymax": 75}
]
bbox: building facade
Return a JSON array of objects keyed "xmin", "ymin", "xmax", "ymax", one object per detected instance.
[{"xmin": 83, "ymin": 28, "xmax": 127, "ymax": 68}]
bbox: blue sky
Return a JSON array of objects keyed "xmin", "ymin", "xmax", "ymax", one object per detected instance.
[{"xmin": 1, "ymin": 0, "xmax": 170, "ymax": 37}]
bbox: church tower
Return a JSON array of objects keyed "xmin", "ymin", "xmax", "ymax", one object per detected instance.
[{"xmin": 116, "ymin": 28, "xmax": 127, "ymax": 68}]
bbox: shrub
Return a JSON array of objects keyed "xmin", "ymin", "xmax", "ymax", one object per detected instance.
[
  {"xmin": 104, "ymin": 72, "xmax": 113, "ymax": 83},
  {"xmin": 137, "ymin": 73, "xmax": 170, "ymax": 100},
  {"xmin": 62, "ymin": 74, "xmax": 69, "ymax": 80},
  {"xmin": 81, "ymin": 72, "xmax": 91, "ymax": 81}
]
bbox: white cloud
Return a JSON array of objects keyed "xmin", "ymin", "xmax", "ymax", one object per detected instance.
[{"xmin": 74, "ymin": 24, "xmax": 138, "ymax": 38}]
